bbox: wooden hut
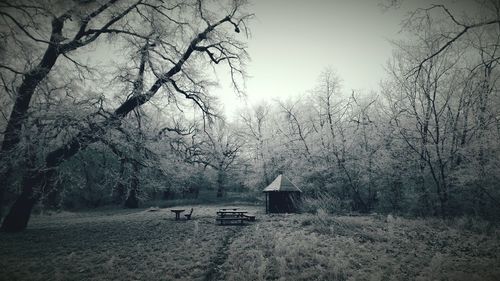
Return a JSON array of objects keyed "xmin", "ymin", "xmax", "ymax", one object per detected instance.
[{"xmin": 263, "ymin": 174, "xmax": 302, "ymax": 213}]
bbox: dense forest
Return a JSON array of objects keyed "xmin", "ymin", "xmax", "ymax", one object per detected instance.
[{"xmin": 1, "ymin": 0, "xmax": 499, "ymax": 233}]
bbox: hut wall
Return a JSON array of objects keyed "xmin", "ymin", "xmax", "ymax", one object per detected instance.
[{"xmin": 267, "ymin": 192, "xmax": 301, "ymax": 213}]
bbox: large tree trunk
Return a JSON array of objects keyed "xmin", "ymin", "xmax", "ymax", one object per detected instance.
[
  {"xmin": 124, "ymin": 162, "xmax": 139, "ymax": 208},
  {"xmin": 0, "ymin": 166, "xmax": 13, "ymax": 218},
  {"xmin": 1, "ymin": 130, "xmax": 96, "ymax": 232},
  {"xmin": 112, "ymin": 159, "xmax": 127, "ymax": 204},
  {"xmin": 1, "ymin": 191, "xmax": 37, "ymax": 233},
  {"xmin": 0, "ymin": 19, "xmax": 64, "ymax": 213},
  {"xmin": 1, "ymin": 169, "xmax": 55, "ymax": 232},
  {"xmin": 124, "ymin": 189, "xmax": 139, "ymax": 208},
  {"xmin": 216, "ymin": 168, "xmax": 225, "ymax": 198}
]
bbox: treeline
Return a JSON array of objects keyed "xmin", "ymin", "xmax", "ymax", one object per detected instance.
[
  {"xmin": 239, "ymin": 4, "xmax": 500, "ymax": 217},
  {"xmin": 238, "ymin": 61, "xmax": 500, "ymax": 218}
]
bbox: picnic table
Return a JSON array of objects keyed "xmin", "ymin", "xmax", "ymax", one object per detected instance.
[
  {"xmin": 216, "ymin": 210, "xmax": 248, "ymax": 217},
  {"xmin": 170, "ymin": 209, "xmax": 185, "ymax": 220},
  {"xmin": 215, "ymin": 209, "xmax": 256, "ymax": 225},
  {"xmin": 220, "ymin": 208, "xmax": 239, "ymax": 211}
]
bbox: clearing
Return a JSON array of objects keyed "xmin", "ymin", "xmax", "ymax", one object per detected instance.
[{"xmin": 1, "ymin": 205, "xmax": 499, "ymax": 281}]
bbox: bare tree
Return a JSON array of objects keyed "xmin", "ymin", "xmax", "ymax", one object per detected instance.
[
  {"xmin": 276, "ymin": 99, "xmax": 312, "ymax": 159},
  {"xmin": 188, "ymin": 120, "xmax": 244, "ymax": 197},
  {"xmin": 0, "ymin": 0, "xmax": 151, "ymax": 216},
  {"xmin": 1, "ymin": 0, "xmax": 252, "ymax": 232},
  {"xmin": 240, "ymin": 102, "xmax": 272, "ymax": 186},
  {"xmin": 385, "ymin": 4, "xmax": 500, "ymax": 216},
  {"xmin": 405, "ymin": 1, "xmax": 500, "ymax": 78}
]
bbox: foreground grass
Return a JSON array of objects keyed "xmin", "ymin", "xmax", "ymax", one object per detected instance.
[
  {"xmin": 1, "ymin": 206, "xmax": 499, "ymax": 281},
  {"xmin": 224, "ymin": 212, "xmax": 500, "ymax": 281},
  {"xmin": 0, "ymin": 206, "xmax": 260, "ymax": 281}
]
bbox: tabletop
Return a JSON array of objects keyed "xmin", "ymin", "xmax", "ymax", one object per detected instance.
[{"xmin": 217, "ymin": 210, "xmax": 247, "ymax": 214}]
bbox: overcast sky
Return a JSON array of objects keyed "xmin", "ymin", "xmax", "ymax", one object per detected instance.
[{"xmin": 217, "ymin": 0, "xmax": 479, "ymax": 119}]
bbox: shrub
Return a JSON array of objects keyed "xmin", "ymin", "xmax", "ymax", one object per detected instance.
[{"xmin": 300, "ymin": 192, "xmax": 349, "ymax": 214}]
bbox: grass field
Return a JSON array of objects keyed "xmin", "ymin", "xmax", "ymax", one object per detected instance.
[{"xmin": 1, "ymin": 205, "xmax": 499, "ymax": 281}]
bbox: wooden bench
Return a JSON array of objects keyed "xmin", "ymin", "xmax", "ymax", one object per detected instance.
[
  {"xmin": 243, "ymin": 214, "xmax": 255, "ymax": 221},
  {"xmin": 184, "ymin": 208, "xmax": 193, "ymax": 220},
  {"xmin": 215, "ymin": 217, "xmax": 245, "ymax": 225}
]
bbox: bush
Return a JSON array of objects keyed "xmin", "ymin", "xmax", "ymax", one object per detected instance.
[{"xmin": 300, "ymin": 192, "xmax": 349, "ymax": 214}]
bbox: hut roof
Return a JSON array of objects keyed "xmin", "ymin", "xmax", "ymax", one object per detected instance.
[{"xmin": 263, "ymin": 174, "xmax": 302, "ymax": 192}]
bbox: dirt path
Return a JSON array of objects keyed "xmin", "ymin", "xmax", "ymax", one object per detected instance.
[{"xmin": 203, "ymin": 224, "xmax": 246, "ymax": 281}]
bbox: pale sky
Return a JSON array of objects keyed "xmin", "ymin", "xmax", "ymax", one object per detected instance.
[
  {"xmin": 217, "ymin": 0, "xmax": 480, "ymax": 119},
  {"xmin": 81, "ymin": 0, "xmax": 481, "ymax": 120}
]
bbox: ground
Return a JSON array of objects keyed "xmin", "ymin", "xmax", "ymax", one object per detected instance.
[{"xmin": 1, "ymin": 205, "xmax": 499, "ymax": 281}]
